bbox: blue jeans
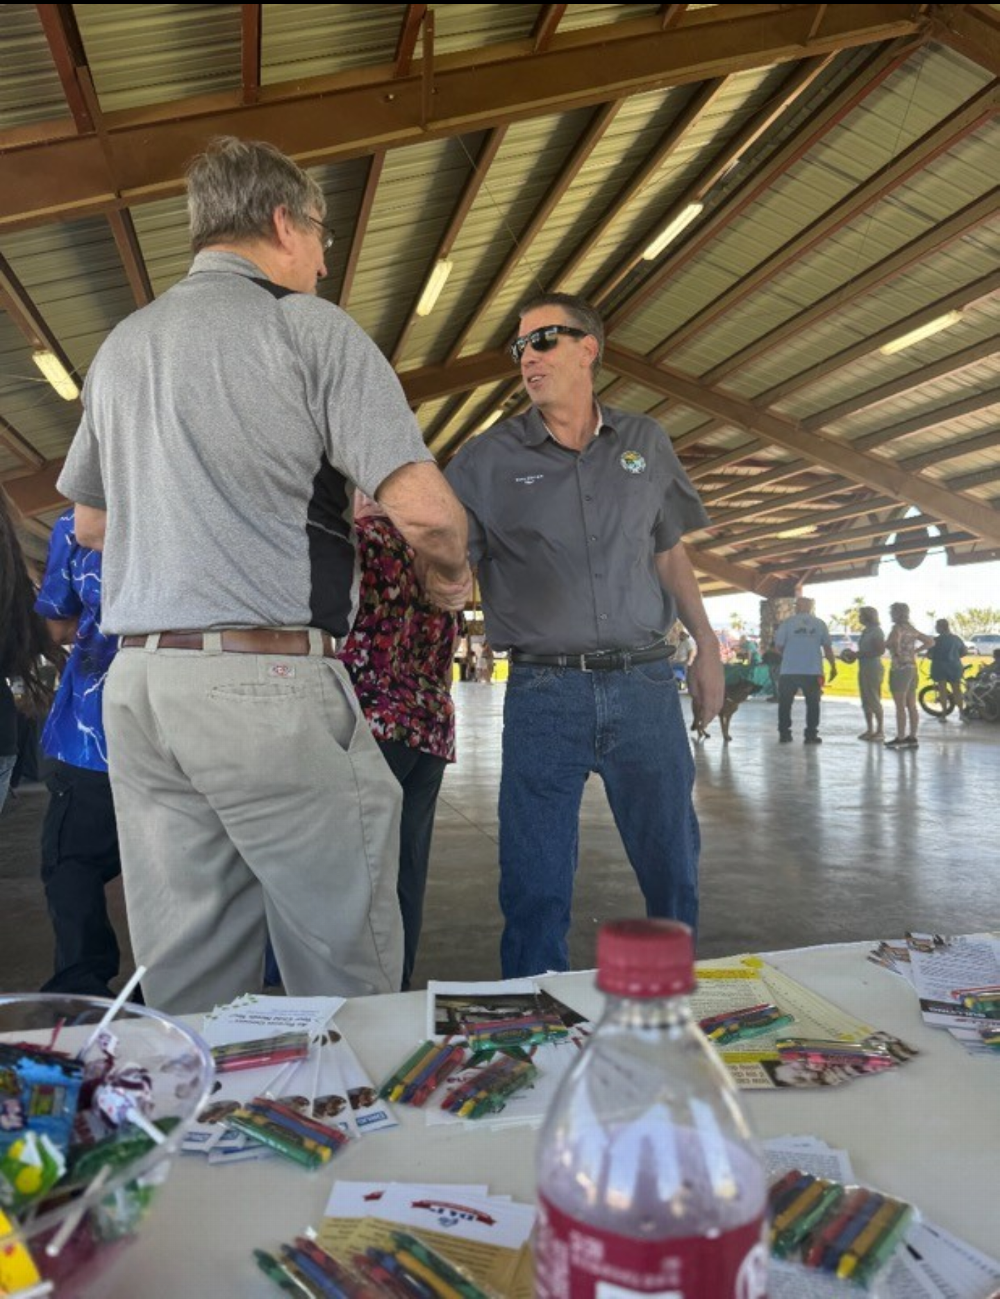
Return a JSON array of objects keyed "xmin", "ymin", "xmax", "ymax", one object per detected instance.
[{"xmin": 499, "ymin": 660, "xmax": 699, "ymax": 978}]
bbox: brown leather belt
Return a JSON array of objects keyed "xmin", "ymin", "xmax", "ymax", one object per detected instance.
[{"xmin": 120, "ymin": 629, "xmax": 338, "ymax": 657}]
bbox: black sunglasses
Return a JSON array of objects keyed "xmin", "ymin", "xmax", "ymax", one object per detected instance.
[
  {"xmin": 510, "ymin": 324, "xmax": 588, "ymax": 364},
  {"xmin": 307, "ymin": 216, "xmax": 335, "ymax": 251}
]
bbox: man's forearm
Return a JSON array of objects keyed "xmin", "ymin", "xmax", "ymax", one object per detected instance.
[{"xmin": 376, "ymin": 462, "xmax": 469, "ymax": 580}]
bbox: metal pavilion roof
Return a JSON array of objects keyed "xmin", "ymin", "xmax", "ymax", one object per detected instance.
[{"xmin": 1, "ymin": 2, "xmax": 997, "ymax": 591}]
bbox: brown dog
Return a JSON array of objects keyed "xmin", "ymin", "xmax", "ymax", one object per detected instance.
[{"xmin": 690, "ymin": 677, "xmax": 756, "ymax": 743}]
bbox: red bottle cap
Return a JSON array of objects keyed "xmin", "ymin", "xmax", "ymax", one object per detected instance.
[{"xmin": 596, "ymin": 920, "xmax": 695, "ymax": 998}]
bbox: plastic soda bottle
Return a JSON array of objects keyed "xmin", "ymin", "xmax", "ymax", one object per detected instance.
[{"xmin": 534, "ymin": 919, "xmax": 769, "ymax": 1298}]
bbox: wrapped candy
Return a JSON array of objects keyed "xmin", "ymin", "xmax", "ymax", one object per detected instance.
[
  {"xmin": 94, "ymin": 1067, "xmax": 163, "ymax": 1145},
  {"xmin": 0, "ymin": 1131, "xmax": 66, "ymax": 1212}
]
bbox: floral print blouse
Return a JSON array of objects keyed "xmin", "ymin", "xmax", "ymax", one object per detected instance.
[
  {"xmin": 337, "ymin": 516, "xmax": 461, "ymax": 761},
  {"xmin": 886, "ymin": 623, "xmax": 922, "ymax": 667}
]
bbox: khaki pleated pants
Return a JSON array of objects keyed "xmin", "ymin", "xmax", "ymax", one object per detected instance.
[{"xmin": 104, "ymin": 635, "xmax": 403, "ymax": 1014}]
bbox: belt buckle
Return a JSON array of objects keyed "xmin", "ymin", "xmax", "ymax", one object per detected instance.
[{"xmin": 578, "ymin": 653, "xmax": 592, "ymax": 673}]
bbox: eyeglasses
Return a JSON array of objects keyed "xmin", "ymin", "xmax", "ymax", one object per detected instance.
[
  {"xmin": 307, "ymin": 216, "xmax": 335, "ymax": 252},
  {"xmin": 510, "ymin": 324, "xmax": 588, "ymax": 364}
]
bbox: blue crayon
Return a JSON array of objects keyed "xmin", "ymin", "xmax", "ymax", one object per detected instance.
[{"xmin": 819, "ymin": 1192, "xmax": 884, "ymax": 1273}]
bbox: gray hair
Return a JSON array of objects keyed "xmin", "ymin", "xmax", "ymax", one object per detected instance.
[
  {"xmin": 186, "ymin": 137, "xmax": 326, "ymax": 254},
  {"xmin": 518, "ymin": 292, "xmax": 604, "ymax": 378}
]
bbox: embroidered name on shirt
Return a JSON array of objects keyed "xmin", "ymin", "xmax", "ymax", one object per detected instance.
[{"xmin": 514, "ymin": 474, "xmax": 545, "ymax": 485}]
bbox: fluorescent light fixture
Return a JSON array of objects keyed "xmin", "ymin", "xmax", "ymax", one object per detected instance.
[
  {"xmin": 879, "ymin": 310, "xmax": 963, "ymax": 356},
  {"xmin": 776, "ymin": 525, "xmax": 817, "ymax": 540},
  {"xmin": 479, "ymin": 408, "xmax": 505, "ymax": 431},
  {"xmin": 641, "ymin": 202, "xmax": 704, "ymax": 261},
  {"xmin": 415, "ymin": 258, "xmax": 454, "ymax": 317},
  {"xmin": 32, "ymin": 349, "xmax": 79, "ymax": 400}
]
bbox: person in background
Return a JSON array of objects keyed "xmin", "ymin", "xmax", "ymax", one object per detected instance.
[
  {"xmin": 34, "ymin": 509, "xmax": 124, "ymax": 998},
  {"xmin": 928, "ymin": 618, "xmax": 967, "ymax": 719},
  {"xmin": 855, "ymin": 606, "xmax": 886, "ymax": 742},
  {"xmin": 1, "ymin": 492, "xmax": 58, "ymax": 812},
  {"xmin": 672, "ymin": 630, "xmax": 694, "ymax": 690},
  {"xmin": 476, "ymin": 642, "xmax": 495, "ymax": 684},
  {"xmin": 774, "ymin": 596, "xmax": 837, "ymax": 744},
  {"xmin": 338, "ymin": 492, "xmax": 463, "ymax": 991},
  {"xmin": 885, "ymin": 603, "xmax": 934, "ymax": 750}
]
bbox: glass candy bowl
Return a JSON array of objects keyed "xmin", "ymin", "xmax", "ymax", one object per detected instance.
[{"xmin": 0, "ymin": 993, "xmax": 214, "ymax": 1297}]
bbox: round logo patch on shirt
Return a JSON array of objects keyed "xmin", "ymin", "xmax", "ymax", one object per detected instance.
[{"xmin": 620, "ymin": 450, "xmax": 647, "ymax": 475}]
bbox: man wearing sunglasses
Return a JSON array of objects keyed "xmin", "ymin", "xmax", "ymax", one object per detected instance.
[{"xmin": 446, "ymin": 292, "xmax": 722, "ymax": 979}]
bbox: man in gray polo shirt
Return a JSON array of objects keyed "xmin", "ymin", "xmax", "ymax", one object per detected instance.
[
  {"xmin": 445, "ymin": 292, "xmax": 723, "ymax": 978},
  {"xmin": 58, "ymin": 137, "xmax": 471, "ymax": 1014}
]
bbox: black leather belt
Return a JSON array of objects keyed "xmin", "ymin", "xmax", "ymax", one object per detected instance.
[{"xmin": 509, "ymin": 645, "xmax": 674, "ymax": 671}]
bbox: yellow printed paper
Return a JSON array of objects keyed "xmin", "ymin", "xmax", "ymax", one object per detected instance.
[{"xmin": 0, "ymin": 1209, "xmax": 42, "ymax": 1295}]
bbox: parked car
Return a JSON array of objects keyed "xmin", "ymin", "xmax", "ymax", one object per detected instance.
[
  {"xmin": 829, "ymin": 634, "xmax": 860, "ymax": 655},
  {"xmin": 970, "ymin": 633, "xmax": 1000, "ymax": 657}
]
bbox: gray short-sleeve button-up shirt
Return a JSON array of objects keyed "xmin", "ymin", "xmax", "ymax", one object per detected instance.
[{"xmin": 445, "ymin": 405, "xmax": 711, "ymax": 655}]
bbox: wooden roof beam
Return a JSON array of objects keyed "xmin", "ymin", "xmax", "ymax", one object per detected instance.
[
  {"xmin": 756, "ymin": 268, "xmax": 1000, "ymax": 406},
  {"xmin": 701, "ymin": 458, "xmax": 813, "ymax": 506},
  {"xmin": 706, "ymin": 479, "xmax": 866, "ymax": 530},
  {"xmin": 802, "ymin": 335, "xmax": 1000, "ymax": 432},
  {"xmin": 0, "ymin": 253, "xmax": 82, "ymax": 393},
  {"xmin": 395, "ymin": 5, "xmax": 428, "ymax": 78},
  {"xmin": 931, "ymin": 4, "xmax": 1000, "ymax": 75},
  {"xmin": 688, "ymin": 439, "xmax": 762, "ymax": 480},
  {"xmin": 602, "ymin": 342, "xmax": 1000, "ymax": 545},
  {"xmin": 0, "ymin": 5, "xmax": 925, "ymax": 232},
  {"xmin": 35, "ymin": 4, "xmax": 94, "ymax": 133},
  {"xmin": 702, "ymin": 187, "xmax": 999, "ymax": 387},
  {"xmin": 338, "ymin": 152, "xmax": 385, "ymax": 311},
  {"xmin": 718, "ymin": 491, "xmax": 896, "ymax": 545},
  {"xmin": 0, "ymin": 416, "xmax": 45, "ymax": 471},
  {"xmin": 660, "ymin": 6, "xmax": 689, "ymax": 32},
  {"xmin": 2, "ymin": 460, "xmax": 66, "ymax": 516},
  {"xmin": 107, "ymin": 208, "xmax": 154, "ymax": 307},
  {"xmin": 762, "ymin": 529, "xmax": 974, "ymax": 574},
  {"xmin": 241, "ymin": 5, "xmax": 262, "ymax": 106},
  {"xmin": 390, "ymin": 127, "xmax": 508, "ymax": 366},
  {"xmin": 851, "ymin": 388, "xmax": 1000, "ymax": 453},
  {"xmin": 737, "ymin": 510, "xmax": 941, "ymax": 562},
  {"xmin": 399, "ymin": 348, "xmax": 509, "ymax": 405},
  {"xmin": 599, "ymin": 38, "xmax": 918, "ymax": 330},
  {"xmin": 898, "ymin": 425, "xmax": 1000, "ymax": 472},
  {"xmin": 443, "ymin": 100, "xmax": 623, "ymax": 365},
  {"xmin": 683, "ymin": 544, "xmax": 774, "ymax": 596},
  {"xmin": 595, "ymin": 53, "xmax": 835, "ymax": 309},
  {"xmin": 640, "ymin": 81, "xmax": 998, "ymax": 357},
  {"xmin": 533, "ymin": 5, "xmax": 567, "ymax": 53}
]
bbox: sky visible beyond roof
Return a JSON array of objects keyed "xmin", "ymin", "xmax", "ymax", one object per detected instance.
[{"xmin": 705, "ymin": 552, "xmax": 1000, "ymax": 633}]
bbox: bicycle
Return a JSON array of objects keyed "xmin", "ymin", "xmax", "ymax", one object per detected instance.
[{"xmin": 917, "ymin": 663, "xmax": 970, "ymax": 718}]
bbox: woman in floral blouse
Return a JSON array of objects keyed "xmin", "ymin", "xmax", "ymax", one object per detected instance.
[
  {"xmin": 885, "ymin": 602, "xmax": 934, "ymax": 750},
  {"xmin": 338, "ymin": 494, "xmax": 463, "ymax": 989}
]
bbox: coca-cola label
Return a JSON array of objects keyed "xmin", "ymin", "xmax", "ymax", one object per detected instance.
[{"xmin": 535, "ymin": 1195, "xmax": 768, "ymax": 1299}]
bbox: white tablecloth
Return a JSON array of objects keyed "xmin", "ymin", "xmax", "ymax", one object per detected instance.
[{"xmin": 93, "ymin": 942, "xmax": 1000, "ymax": 1297}]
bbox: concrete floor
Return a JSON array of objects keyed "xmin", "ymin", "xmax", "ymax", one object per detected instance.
[{"xmin": 1, "ymin": 683, "xmax": 996, "ymax": 996}]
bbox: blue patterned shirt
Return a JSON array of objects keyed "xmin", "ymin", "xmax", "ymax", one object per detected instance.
[{"xmin": 34, "ymin": 511, "xmax": 118, "ymax": 771}]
